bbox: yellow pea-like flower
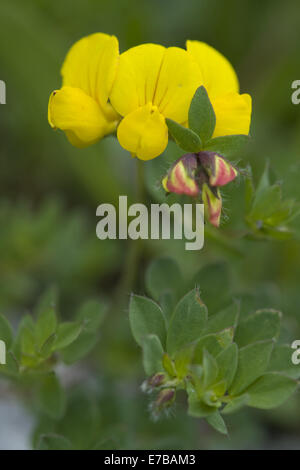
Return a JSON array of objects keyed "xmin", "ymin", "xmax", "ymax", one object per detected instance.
[
  {"xmin": 110, "ymin": 44, "xmax": 203, "ymax": 160},
  {"xmin": 186, "ymin": 40, "xmax": 252, "ymax": 137},
  {"xmin": 48, "ymin": 33, "xmax": 119, "ymax": 148}
]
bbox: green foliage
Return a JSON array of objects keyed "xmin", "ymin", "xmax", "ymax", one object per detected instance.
[
  {"xmin": 145, "ymin": 257, "xmax": 184, "ymax": 321},
  {"xmin": 33, "ymin": 391, "xmax": 104, "ymax": 450},
  {"xmin": 166, "ymin": 86, "xmax": 249, "ymax": 162},
  {"xmin": 204, "ymin": 135, "xmax": 250, "ymax": 158},
  {"xmin": 38, "ymin": 373, "xmax": 66, "ymax": 419},
  {"xmin": 0, "ymin": 200, "xmax": 121, "ymax": 310},
  {"xmin": 37, "ymin": 434, "xmax": 73, "ymax": 451},
  {"xmin": 188, "ymin": 86, "xmax": 216, "ymax": 143},
  {"xmin": 0, "ymin": 314, "xmax": 13, "ymax": 349},
  {"xmin": 166, "ymin": 289, "xmax": 207, "ymax": 356},
  {"xmin": 245, "ymin": 164, "xmax": 300, "ymax": 240},
  {"xmin": 1, "ymin": 0, "xmax": 300, "ymax": 450},
  {"xmin": 0, "ymin": 288, "xmax": 106, "ymax": 419},
  {"xmin": 129, "ymin": 294, "xmax": 167, "ymax": 347},
  {"xmin": 129, "ymin": 259, "xmax": 300, "ymax": 434},
  {"xmin": 166, "ymin": 119, "xmax": 202, "ymax": 152}
]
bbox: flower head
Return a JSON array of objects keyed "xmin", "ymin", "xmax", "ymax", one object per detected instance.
[
  {"xmin": 186, "ymin": 40, "xmax": 252, "ymax": 137},
  {"xmin": 48, "ymin": 33, "xmax": 119, "ymax": 147},
  {"xmin": 162, "ymin": 151, "xmax": 238, "ymax": 227},
  {"xmin": 110, "ymin": 44, "xmax": 203, "ymax": 160}
]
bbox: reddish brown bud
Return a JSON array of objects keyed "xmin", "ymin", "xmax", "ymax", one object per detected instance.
[
  {"xmin": 162, "ymin": 154, "xmax": 199, "ymax": 196},
  {"xmin": 198, "ymin": 151, "xmax": 238, "ymax": 187}
]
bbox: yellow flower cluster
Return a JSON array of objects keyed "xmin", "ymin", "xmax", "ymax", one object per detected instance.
[{"xmin": 48, "ymin": 33, "xmax": 252, "ymax": 161}]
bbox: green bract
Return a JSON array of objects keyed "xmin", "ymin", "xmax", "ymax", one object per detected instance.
[{"xmin": 166, "ymin": 85, "xmax": 250, "ymax": 156}]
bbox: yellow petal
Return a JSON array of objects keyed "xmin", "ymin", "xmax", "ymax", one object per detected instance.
[
  {"xmin": 61, "ymin": 33, "xmax": 119, "ymax": 118},
  {"xmin": 153, "ymin": 47, "xmax": 203, "ymax": 123},
  {"xmin": 110, "ymin": 43, "xmax": 166, "ymax": 116},
  {"xmin": 212, "ymin": 92, "xmax": 252, "ymax": 137},
  {"xmin": 186, "ymin": 40, "xmax": 239, "ymax": 97},
  {"xmin": 117, "ymin": 103, "xmax": 168, "ymax": 160},
  {"xmin": 48, "ymin": 86, "xmax": 117, "ymax": 148}
]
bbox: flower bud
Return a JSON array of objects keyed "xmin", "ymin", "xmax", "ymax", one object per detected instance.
[
  {"xmin": 141, "ymin": 373, "xmax": 167, "ymax": 393},
  {"xmin": 162, "ymin": 154, "xmax": 199, "ymax": 196},
  {"xmin": 152, "ymin": 388, "xmax": 175, "ymax": 416},
  {"xmin": 202, "ymin": 183, "xmax": 222, "ymax": 227},
  {"xmin": 156, "ymin": 388, "xmax": 175, "ymax": 407},
  {"xmin": 198, "ymin": 151, "xmax": 238, "ymax": 187}
]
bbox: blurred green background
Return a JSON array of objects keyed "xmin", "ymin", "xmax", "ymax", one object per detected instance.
[{"xmin": 1, "ymin": 0, "xmax": 300, "ymax": 450}]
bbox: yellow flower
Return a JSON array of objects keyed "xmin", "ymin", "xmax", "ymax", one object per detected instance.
[
  {"xmin": 110, "ymin": 44, "xmax": 203, "ymax": 160},
  {"xmin": 48, "ymin": 33, "xmax": 119, "ymax": 148},
  {"xmin": 186, "ymin": 41, "xmax": 252, "ymax": 137}
]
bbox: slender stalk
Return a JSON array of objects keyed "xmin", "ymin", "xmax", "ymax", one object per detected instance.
[{"xmin": 108, "ymin": 158, "xmax": 145, "ymax": 316}]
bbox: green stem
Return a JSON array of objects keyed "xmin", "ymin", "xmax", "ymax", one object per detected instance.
[{"xmin": 108, "ymin": 158, "xmax": 146, "ymax": 315}]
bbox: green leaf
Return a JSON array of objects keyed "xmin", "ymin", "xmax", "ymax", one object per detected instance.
[
  {"xmin": 51, "ymin": 321, "xmax": 82, "ymax": 351},
  {"xmin": 194, "ymin": 329, "xmax": 233, "ymax": 363},
  {"xmin": 252, "ymin": 162, "xmax": 270, "ymax": 204},
  {"xmin": 216, "ymin": 343, "xmax": 238, "ymax": 388},
  {"xmin": 229, "ymin": 340, "xmax": 274, "ymax": 396},
  {"xmin": 34, "ymin": 286, "xmax": 58, "ymax": 318},
  {"xmin": 76, "ymin": 299, "xmax": 106, "ymax": 333},
  {"xmin": 193, "ymin": 262, "xmax": 230, "ymax": 313},
  {"xmin": 206, "ymin": 302, "xmax": 239, "ymax": 334},
  {"xmin": 38, "ymin": 373, "xmax": 66, "ymax": 419},
  {"xmin": 188, "ymin": 399, "xmax": 216, "ymax": 418},
  {"xmin": 166, "ymin": 118, "xmax": 202, "ymax": 152},
  {"xmin": 142, "ymin": 334, "xmax": 164, "ymax": 376},
  {"xmin": 203, "ymin": 349, "xmax": 219, "ymax": 388},
  {"xmin": 0, "ymin": 351, "xmax": 19, "ymax": 377},
  {"xmin": 249, "ymin": 184, "xmax": 282, "ymax": 220},
  {"xmin": 13, "ymin": 314, "xmax": 35, "ymax": 361},
  {"xmin": 187, "ymin": 384, "xmax": 217, "ymax": 418},
  {"xmin": 37, "ymin": 434, "xmax": 73, "ymax": 450},
  {"xmin": 129, "ymin": 295, "xmax": 166, "ymax": 347},
  {"xmin": 159, "ymin": 291, "xmax": 177, "ymax": 323},
  {"xmin": 166, "ymin": 289, "xmax": 207, "ymax": 356},
  {"xmin": 188, "ymin": 86, "xmax": 216, "ymax": 143},
  {"xmin": 234, "ymin": 309, "xmax": 281, "ymax": 347},
  {"xmin": 0, "ymin": 314, "xmax": 13, "ymax": 349},
  {"xmin": 246, "ymin": 372, "xmax": 298, "ymax": 409},
  {"xmin": 174, "ymin": 344, "xmax": 195, "ymax": 379},
  {"xmin": 222, "ymin": 394, "xmax": 249, "ymax": 415},
  {"xmin": 268, "ymin": 344, "xmax": 300, "ymax": 379},
  {"xmin": 60, "ymin": 299, "xmax": 106, "ymax": 364},
  {"xmin": 61, "ymin": 331, "xmax": 98, "ymax": 364},
  {"xmin": 206, "ymin": 411, "xmax": 228, "ymax": 435},
  {"xmin": 35, "ymin": 307, "xmax": 57, "ymax": 351},
  {"xmin": 40, "ymin": 333, "xmax": 57, "ymax": 359},
  {"xmin": 162, "ymin": 353, "xmax": 177, "ymax": 377},
  {"xmin": 21, "ymin": 325, "xmax": 37, "ymax": 366},
  {"xmin": 204, "ymin": 134, "xmax": 250, "ymax": 158},
  {"xmin": 145, "ymin": 257, "xmax": 183, "ymax": 302}
]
